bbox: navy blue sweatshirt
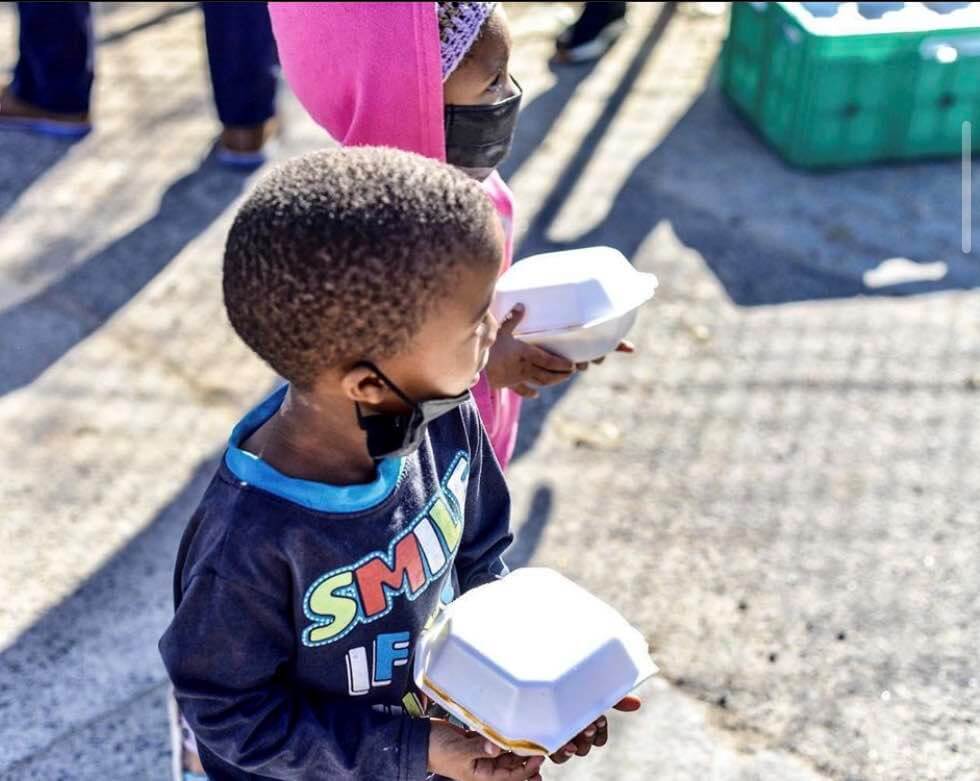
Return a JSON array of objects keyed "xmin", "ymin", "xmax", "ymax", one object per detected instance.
[{"xmin": 159, "ymin": 386, "xmax": 512, "ymax": 780}]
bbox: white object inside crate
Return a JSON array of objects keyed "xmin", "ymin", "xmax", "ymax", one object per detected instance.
[{"xmin": 777, "ymin": 2, "xmax": 980, "ymax": 36}]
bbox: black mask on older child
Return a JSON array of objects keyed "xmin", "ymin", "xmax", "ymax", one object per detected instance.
[
  {"xmin": 444, "ymin": 80, "xmax": 523, "ymax": 172},
  {"xmin": 354, "ymin": 362, "xmax": 470, "ymax": 460}
]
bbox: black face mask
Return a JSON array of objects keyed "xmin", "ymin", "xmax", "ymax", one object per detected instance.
[
  {"xmin": 354, "ymin": 362, "xmax": 470, "ymax": 460},
  {"xmin": 444, "ymin": 79, "xmax": 523, "ymax": 172}
]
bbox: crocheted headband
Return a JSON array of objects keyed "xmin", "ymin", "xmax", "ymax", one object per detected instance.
[{"xmin": 436, "ymin": 2, "xmax": 498, "ymax": 81}]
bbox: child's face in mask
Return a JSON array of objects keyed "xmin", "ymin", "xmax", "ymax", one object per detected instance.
[{"xmin": 442, "ymin": 8, "xmax": 522, "ymax": 180}]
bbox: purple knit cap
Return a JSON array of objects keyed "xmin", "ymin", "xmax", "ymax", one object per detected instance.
[{"xmin": 436, "ymin": 2, "xmax": 498, "ymax": 81}]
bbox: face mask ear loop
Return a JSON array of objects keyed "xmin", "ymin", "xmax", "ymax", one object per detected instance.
[{"xmin": 353, "ymin": 361, "xmax": 418, "ymax": 419}]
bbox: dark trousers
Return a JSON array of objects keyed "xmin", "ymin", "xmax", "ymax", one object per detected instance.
[{"xmin": 11, "ymin": 2, "xmax": 277, "ymax": 125}]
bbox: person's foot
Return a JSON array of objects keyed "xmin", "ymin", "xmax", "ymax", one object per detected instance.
[
  {"xmin": 554, "ymin": 2, "xmax": 628, "ymax": 64},
  {"xmin": 0, "ymin": 85, "xmax": 91, "ymax": 138},
  {"xmin": 215, "ymin": 117, "xmax": 279, "ymax": 169}
]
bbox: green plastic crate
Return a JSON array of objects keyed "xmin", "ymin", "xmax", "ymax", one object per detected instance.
[{"xmin": 720, "ymin": 2, "xmax": 980, "ymax": 167}]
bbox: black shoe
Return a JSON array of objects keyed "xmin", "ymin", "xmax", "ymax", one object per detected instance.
[{"xmin": 555, "ymin": 2, "xmax": 628, "ymax": 63}]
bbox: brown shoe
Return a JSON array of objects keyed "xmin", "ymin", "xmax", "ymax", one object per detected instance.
[
  {"xmin": 0, "ymin": 85, "xmax": 91, "ymax": 138},
  {"xmin": 215, "ymin": 117, "xmax": 279, "ymax": 168}
]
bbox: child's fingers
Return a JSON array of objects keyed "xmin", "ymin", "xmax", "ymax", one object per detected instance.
[
  {"xmin": 527, "ymin": 366, "xmax": 573, "ymax": 387},
  {"xmin": 499, "ymin": 304, "xmax": 526, "ymax": 335},
  {"xmin": 549, "ymin": 743, "xmax": 576, "ymax": 764},
  {"xmin": 467, "ymin": 736, "xmax": 501, "ymax": 762},
  {"xmin": 524, "ymin": 346, "xmax": 575, "ymax": 374},
  {"xmin": 470, "ymin": 740, "xmax": 515, "ymax": 779},
  {"xmin": 593, "ymin": 716, "xmax": 609, "ymax": 747},
  {"xmin": 521, "ymin": 755, "xmax": 545, "ymax": 779},
  {"xmin": 475, "ymin": 756, "xmax": 520, "ymax": 779},
  {"xmin": 512, "ymin": 383, "xmax": 539, "ymax": 399},
  {"xmin": 573, "ymin": 732, "xmax": 594, "ymax": 757},
  {"xmin": 614, "ymin": 695, "xmax": 642, "ymax": 711},
  {"xmin": 473, "ymin": 757, "xmax": 499, "ymax": 778},
  {"xmin": 492, "ymin": 753, "xmax": 525, "ymax": 771},
  {"xmin": 486, "ymin": 754, "xmax": 543, "ymax": 781},
  {"xmin": 526, "ymin": 363, "xmax": 574, "ymax": 380}
]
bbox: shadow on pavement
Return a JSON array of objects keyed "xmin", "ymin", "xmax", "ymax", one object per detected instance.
[
  {"xmin": 505, "ymin": 483, "xmax": 554, "ymax": 568},
  {"xmin": 498, "ymin": 59, "xmax": 600, "ymax": 183},
  {"xmin": 564, "ymin": 78, "xmax": 980, "ymax": 306},
  {"xmin": 0, "ymin": 454, "xmax": 221, "ymax": 773},
  {"xmin": 509, "ymin": 3, "xmax": 678, "ymax": 464},
  {"xmin": 513, "ymin": 2, "xmax": 678, "ymax": 259},
  {"xmin": 0, "ymin": 2, "xmax": 199, "ymax": 221},
  {"xmin": 509, "ymin": 4, "xmax": 978, "ymax": 461},
  {"xmin": 0, "ymin": 155, "xmax": 250, "ymax": 397},
  {"xmin": 0, "ymin": 133, "xmax": 73, "ymax": 220},
  {"xmin": 96, "ymin": 2, "xmax": 195, "ymax": 46}
]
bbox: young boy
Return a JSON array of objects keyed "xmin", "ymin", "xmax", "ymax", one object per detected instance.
[{"xmin": 159, "ymin": 147, "xmax": 628, "ymax": 780}]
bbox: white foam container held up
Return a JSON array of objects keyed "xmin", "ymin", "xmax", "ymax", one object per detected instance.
[
  {"xmin": 491, "ymin": 247, "xmax": 658, "ymax": 363},
  {"xmin": 413, "ymin": 568, "xmax": 657, "ymax": 756}
]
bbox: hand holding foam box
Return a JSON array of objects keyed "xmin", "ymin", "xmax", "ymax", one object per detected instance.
[
  {"xmin": 490, "ymin": 247, "xmax": 657, "ymax": 363},
  {"xmin": 414, "ymin": 568, "xmax": 657, "ymax": 756}
]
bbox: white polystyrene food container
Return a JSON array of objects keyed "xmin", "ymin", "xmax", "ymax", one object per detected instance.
[
  {"xmin": 413, "ymin": 568, "xmax": 657, "ymax": 756},
  {"xmin": 520, "ymin": 307, "xmax": 641, "ymax": 364},
  {"xmin": 490, "ymin": 246, "xmax": 658, "ymax": 363}
]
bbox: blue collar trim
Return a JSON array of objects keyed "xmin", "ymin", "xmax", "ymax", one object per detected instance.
[{"xmin": 224, "ymin": 385, "xmax": 404, "ymax": 513}]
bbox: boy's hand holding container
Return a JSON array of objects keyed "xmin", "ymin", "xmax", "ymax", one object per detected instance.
[
  {"xmin": 548, "ymin": 695, "xmax": 642, "ymax": 764},
  {"xmin": 489, "ymin": 247, "xmax": 656, "ymax": 371},
  {"xmin": 487, "ymin": 304, "xmax": 635, "ymax": 398},
  {"xmin": 485, "ymin": 304, "xmax": 577, "ymax": 398},
  {"xmin": 428, "ymin": 720, "xmax": 544, "ymax": 780}
]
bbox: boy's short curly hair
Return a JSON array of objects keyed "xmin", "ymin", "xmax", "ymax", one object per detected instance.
[{"xmin": 223, "ymin": 147, "xmax": 502, "ymax": 388}]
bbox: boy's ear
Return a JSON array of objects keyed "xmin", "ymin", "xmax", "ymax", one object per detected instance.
[{"xmin": 341, "ymin": 365, "xmax": 388, "ymax": 406}]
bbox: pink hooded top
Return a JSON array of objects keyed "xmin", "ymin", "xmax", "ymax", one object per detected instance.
[{"xmin": 269, "ymin": 2, "xmax": 521, "ymax": 469}]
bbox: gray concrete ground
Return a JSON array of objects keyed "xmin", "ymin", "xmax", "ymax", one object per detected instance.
[{"xmin": 0, "ymin": 2, "xmax": 977, "ymax": 779}]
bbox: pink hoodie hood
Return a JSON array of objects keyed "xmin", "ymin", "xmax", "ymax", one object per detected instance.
[
  {"xmin": 270, "ymin": 3, "xmax": 445, "ymax": 159},
  {"xmin": 270, "ymin": 2, "xmax": 522, "ymax": 469}
]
